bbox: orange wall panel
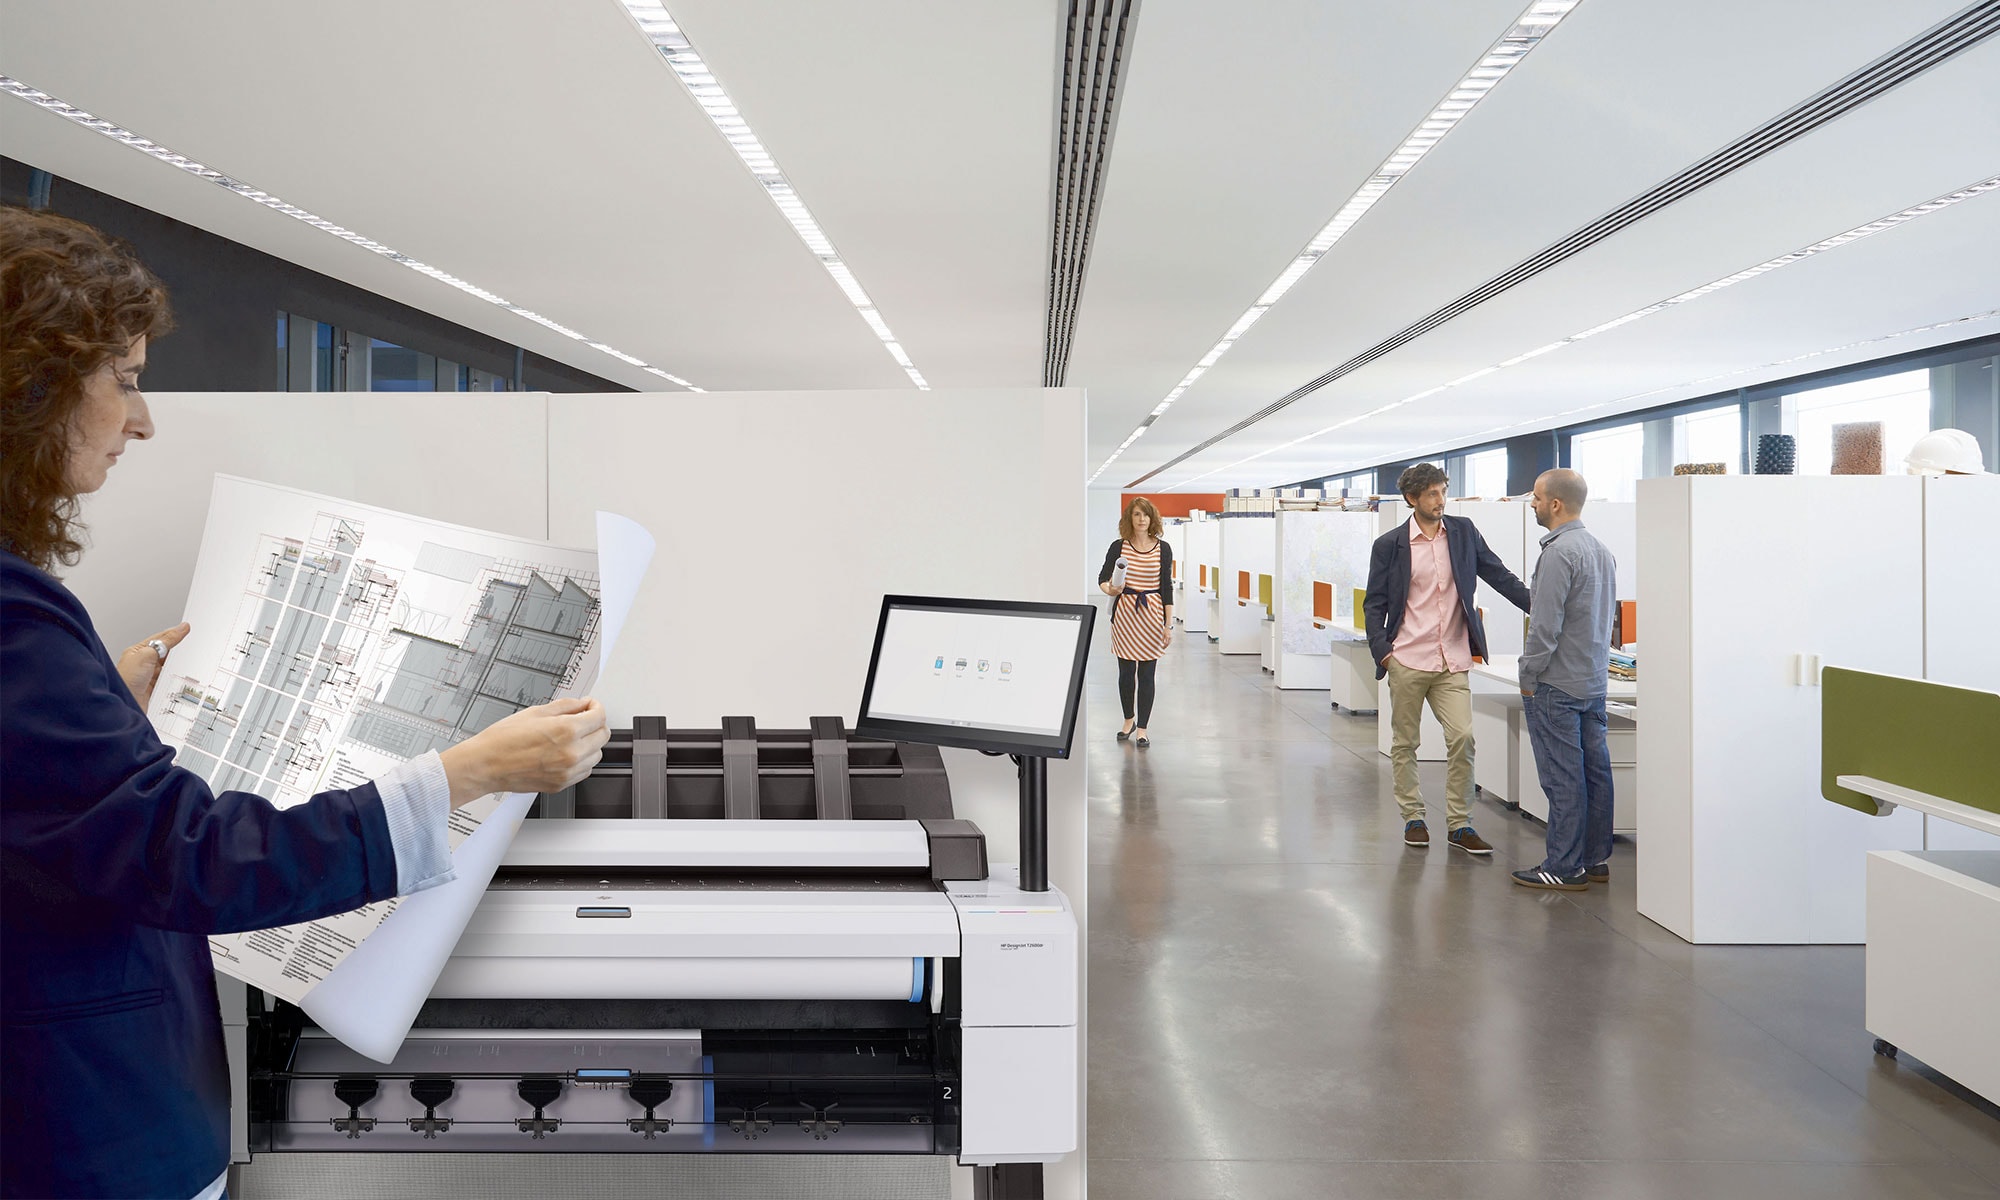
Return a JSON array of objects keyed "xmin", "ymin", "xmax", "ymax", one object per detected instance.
[{"xmin": 1121, "ymin": 492, "xmax": 1228, "ymax": 520}]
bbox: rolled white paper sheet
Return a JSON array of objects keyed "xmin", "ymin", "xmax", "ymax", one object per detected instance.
[{"xmin": 299, "ymin": 791, "xmax": 535, "ymax": 1064}]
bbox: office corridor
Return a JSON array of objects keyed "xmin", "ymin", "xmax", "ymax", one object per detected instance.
[{"xmin": 1082, "ymin": 636, "xmax": 2000, "ymax": 1199}]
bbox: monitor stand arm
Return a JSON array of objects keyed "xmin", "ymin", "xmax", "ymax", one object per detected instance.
[{"xmin": 1016, "ymin": 755, "xmax": 1049, "ymax": 893}]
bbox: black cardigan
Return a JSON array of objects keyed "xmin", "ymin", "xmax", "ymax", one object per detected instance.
[{"xmin": 1098, "ymin": 538, "xmax": 1174, "ymax": 607}]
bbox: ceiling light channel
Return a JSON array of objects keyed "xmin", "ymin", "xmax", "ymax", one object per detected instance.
[
  {"xmin": 621, "ymin": 2, "xmax": 930, "ymax": 390},
  {"xmin": 0, "ymin": 76, "xmax": 703, "ymax": 392},
  {"xmin": 1087, "ymin": 0, "xmax": 1580, "ymax": 482},
  {"xmin": 1168, "ymin": 174, "xmax": 2000, "ymax": 487}
]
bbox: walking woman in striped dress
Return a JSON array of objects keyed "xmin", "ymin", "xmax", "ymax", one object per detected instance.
[{"xmin": 1098, "ymin": 497, "xmax": 1174, "ymax": 747}]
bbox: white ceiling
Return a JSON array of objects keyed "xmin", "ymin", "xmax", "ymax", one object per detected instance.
[{"xmin": 3, "ymin": 0, "xmax": 1996, "ymax": 486}]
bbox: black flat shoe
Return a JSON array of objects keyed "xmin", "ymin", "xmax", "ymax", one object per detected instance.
[
  {"xmin": 1134, "ymin": 735, "xmax": 1150, "ymax": 748},
  {"xmin": 1116, "ymin": 728, "xmax": 1131, "ymax": 742}
]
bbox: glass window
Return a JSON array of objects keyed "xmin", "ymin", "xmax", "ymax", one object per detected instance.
[
  {"xmin": 1569, "ymin": 423, "xmax": 1644, "ymax": 503},
  {"xmin": 1462, "ymin": 447, "xmax": 1509, "ymax": 498},
  {"xmin": 368, "ymin": 338, "xmax": 437, "ymax": 392},
  {"xmin": 314, "ymin": 322, "xmax": 337, "ymax": 392},
  {"xmin": 1788, "ymin": 369, "xmax": 1931, "ymax": 475},
  {"xmin": 1673, "ymin": 405, "xmax": 1741, "ymax": 472}
]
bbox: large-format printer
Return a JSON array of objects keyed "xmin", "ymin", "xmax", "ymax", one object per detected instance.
[{"xmin": 230, "ymin": 716, "xmax": 1076, "ymax": 1198}]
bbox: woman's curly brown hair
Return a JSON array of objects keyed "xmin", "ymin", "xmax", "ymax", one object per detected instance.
[
  {"xmin": 1, "ymin": 207, "xmax": 173, "ymax": 572},
  {"xmin": 1119, "ymin": 496, "xmax": 1164, "ymax": 543}
]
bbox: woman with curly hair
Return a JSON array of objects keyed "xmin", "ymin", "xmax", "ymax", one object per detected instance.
[{"xmin": 0, "ymin": 208, "xmax": 611, "ymax": 1200}]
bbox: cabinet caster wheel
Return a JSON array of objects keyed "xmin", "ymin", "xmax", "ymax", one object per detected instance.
[
  {"xmin": 1873, "ymin": 1038, "xmax": 1898, "ymax": 1060},
  {"xmin": 1504, "ymin": 800, "xmax": 1519, "ymax": 811}
]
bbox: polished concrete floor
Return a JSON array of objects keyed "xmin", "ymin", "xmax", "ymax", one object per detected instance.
[{"xmin": 1084, "ymin": 636, "xmax": 2000, "ymax": 1199}]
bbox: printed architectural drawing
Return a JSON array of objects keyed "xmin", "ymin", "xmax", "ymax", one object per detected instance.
[{"xmin": 158, "ymin": 511, "xmax": 600, "ymax": 808}]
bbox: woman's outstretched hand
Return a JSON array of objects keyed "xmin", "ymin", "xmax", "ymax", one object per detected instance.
[
  {"xmin": 439, "ymin": 697, "xmax": 610, "ymax": 809},
  {"xmin": 117, "ymin": 622, "xmax": 191, "ymax": 708}
]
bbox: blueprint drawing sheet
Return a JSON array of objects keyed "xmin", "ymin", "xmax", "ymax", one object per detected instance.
[{"xmin": 147, "ymin": 477, "xmax": 646, "ymax": 1058}]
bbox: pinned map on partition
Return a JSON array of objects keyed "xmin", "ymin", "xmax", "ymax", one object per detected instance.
[{"xmin": 153, "ymin": 476, "xmax": 653, "ymax": 1062}]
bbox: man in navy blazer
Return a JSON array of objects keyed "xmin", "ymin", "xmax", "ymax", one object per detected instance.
[{"xmin": 1363, "ymin": 464, "xmax": 1532, "ymax": 854}]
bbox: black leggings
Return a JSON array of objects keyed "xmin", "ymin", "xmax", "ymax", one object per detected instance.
[{"xmin": 1117, "ymin": 657, "xmax": 1157, "ymax": 726}]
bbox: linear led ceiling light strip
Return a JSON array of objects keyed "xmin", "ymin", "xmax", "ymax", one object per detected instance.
[
  {"xmin": 621, "ymin": 2, "xmax": 929, "ymax": 390},
  {"xmin": 0, "ymin": 77, "xmax": 702, "ymax": 392},
  {"xmin": 1167, "ymin": 175, "xmax": 2000, "ymax": 487},
  {"xmin": 1085, "ymin": 0, "xmax": 1581, "ymax": 482}
]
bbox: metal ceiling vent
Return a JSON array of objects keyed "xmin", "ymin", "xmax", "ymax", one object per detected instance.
[
  {"xmin": 1045, "ymin": 0, "xmax": 1138, "ymax": 388},
  {"xmin": 1129, "ymin": 0, "xmax": 2000, "ymax": 486}
]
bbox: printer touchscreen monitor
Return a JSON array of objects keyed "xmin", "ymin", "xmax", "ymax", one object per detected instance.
[{"xmin": 855, "ymin": 595, "xmax": 1096, "ymax": 759}]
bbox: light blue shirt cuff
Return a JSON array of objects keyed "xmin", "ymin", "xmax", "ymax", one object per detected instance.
[{"xmin": 376, "ymin": 751, "xmax": 456, "ymax": 895}]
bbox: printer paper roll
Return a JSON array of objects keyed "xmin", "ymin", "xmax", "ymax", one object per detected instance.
[
  {"xmin": 430, "ymin": 955, "xmax": 924, "ymax": 1001},
  {"xmin": 300, "ymin": 790, "xmax": 535, "ymax": 1063}
]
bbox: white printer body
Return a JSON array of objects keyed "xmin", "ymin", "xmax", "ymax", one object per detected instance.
[{"xmin": 232, "ymin": 722, "xmax": 1076, "ymax": 1192}]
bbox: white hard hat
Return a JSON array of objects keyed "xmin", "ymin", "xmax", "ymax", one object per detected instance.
[{"xmin": 1905, "ymin": 428, "xmax": 1987, "ymax": 475}]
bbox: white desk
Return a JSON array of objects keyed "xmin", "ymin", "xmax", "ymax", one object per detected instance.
[
  {"xmin": 1469, "ymin": 655, "xmax": 1637, "ymax": 834},
  {"xmin": 1324, "ymin": 629, "xmax": 1378, "ymax": 713}
]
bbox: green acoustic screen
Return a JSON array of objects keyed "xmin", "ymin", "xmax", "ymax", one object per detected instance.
[{"xmin": 1821, "ymin": 667, "xmax": 2000, "ymax": 816}]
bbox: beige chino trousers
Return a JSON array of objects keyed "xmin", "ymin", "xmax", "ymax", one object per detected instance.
[{"xmin": 1384, "ymin": 659, "xmax": 1475, "ymax": 830}]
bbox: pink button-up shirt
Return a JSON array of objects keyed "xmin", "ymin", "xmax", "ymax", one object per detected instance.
[{"xmin": 1391, "ymin": 516, "xmax": 1473, "ymax": 673}]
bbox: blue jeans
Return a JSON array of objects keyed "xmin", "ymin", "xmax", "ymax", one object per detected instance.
[{"xmin": 1524, "ymin": 683, "xmax": 1614, "ymax": 876}]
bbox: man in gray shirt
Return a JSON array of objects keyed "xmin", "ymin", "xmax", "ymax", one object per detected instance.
[{"xmin": 1512, "ymin": 469, "xmax": 1620, "ymax": 892}]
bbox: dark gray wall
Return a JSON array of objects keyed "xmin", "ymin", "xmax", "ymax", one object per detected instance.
[{"xmin": 2, "ymin": 157, "xmax": 631, "ymax": 395}]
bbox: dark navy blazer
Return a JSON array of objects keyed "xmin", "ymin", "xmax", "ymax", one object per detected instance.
[
  {"xmin": 1, "ymin": 550, "xmax": 401, "ymax": 1200},
  {"xmin": 1362, "ymin": 514, "xmax": 1532, "ymax": 679}
]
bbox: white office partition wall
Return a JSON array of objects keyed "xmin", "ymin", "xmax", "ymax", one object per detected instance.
[
  {"xmin": 1588, "ymin": 501, "xmax": 1639, "ymax": 603},
  {"xmin": 66, "ymin": 393, "xmax": 552, "ymax": 655},
  {"xmin": 1919, "ymin": 474, "xmax": 2000, "ymax": 852},
  {"xmin": 1086, "ymin": 488, "xmax": 1123, "ymax": 599},
  {"xmin": 1215, "ymin": 517, "xmax": 1275, "ymax": 655},
  {"xmin": 1637, "ymin": 476, "xmax": 1926, "ymax": 944},
  {"xmin": 1273, "ymin": 510, "xmax": 1374, "ymax": 689},
  {"xmin": 63, "ymin": 388, "xmax": 1093, "ymax": 1200},
  {"xmin": 1182, "ymin": 518, "xmax": 1218, "ymax": 635},
  {"xmin": 1159, "ymin": 519, "xmax": 1187, "ymax": 626}
]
